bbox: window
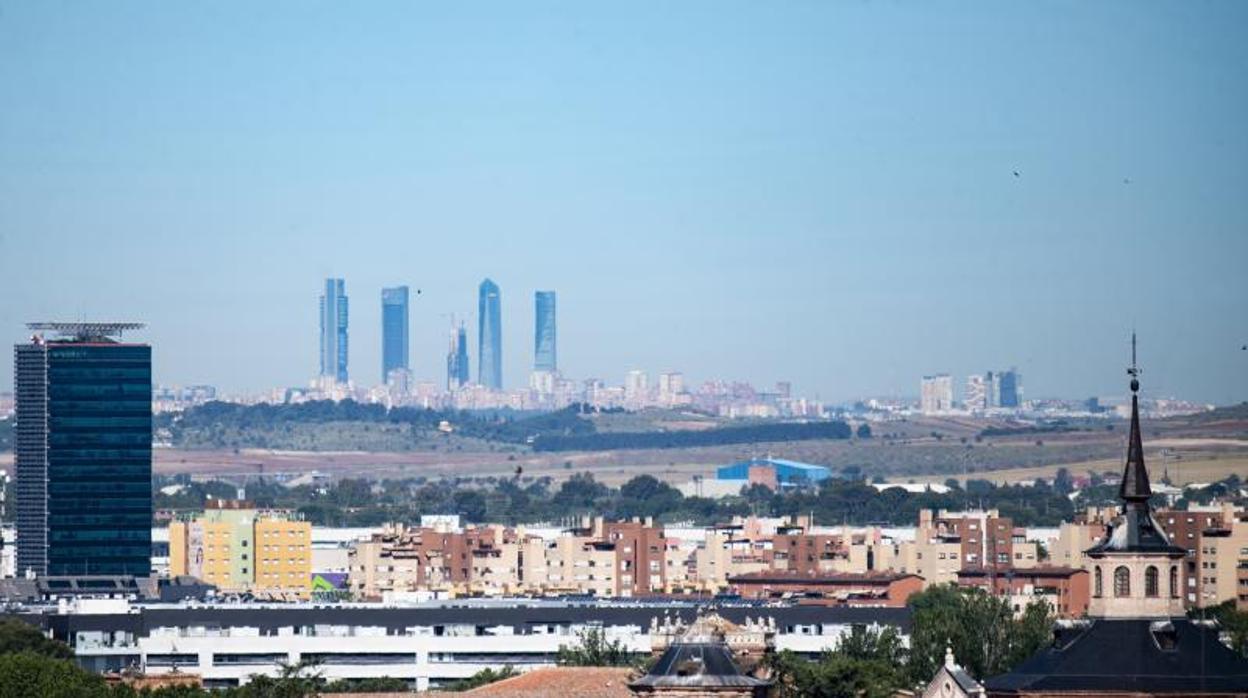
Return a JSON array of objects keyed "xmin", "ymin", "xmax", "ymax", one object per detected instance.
[
  {"xmin": 1170, "ymin": 566, "xmax": 1179, "ymax": 598},
  {"xmin": 1114, "ymin": 566, "xmax": 1131, "ymax": 597},
  {"xmin": 1145, "ymin": 566, "xmax": 1159, "ymax": 597},
  {"xmin": 1094, "ymin": 567, "xmax": 1103, "ymax": 597}
]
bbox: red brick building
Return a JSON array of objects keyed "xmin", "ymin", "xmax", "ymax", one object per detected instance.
[
  {"xmin": 727, "ymin": 571, "xmax": 922, "ymax": 606},
  {"xmin": 956, "ymin": 566, "xmax": 1090, "ymax": 618},
  {"xmin": 768, "ymin": 528, "xmax": 845, "ymax": 575},
  {"xmin": 603, "ymin": 520, "xmax": 668, "ymax": 596}
]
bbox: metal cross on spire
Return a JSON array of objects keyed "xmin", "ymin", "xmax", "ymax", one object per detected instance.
[{"xmin": 1127, "ymin": 331, "xmax": 1142, "ymax": 392}]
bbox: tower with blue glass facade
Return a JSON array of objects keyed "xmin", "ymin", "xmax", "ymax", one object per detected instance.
[
  {"xmin": 534, "ymin": 291, "xmax": 557, "ymax": 373},
  {"xmin": 478, "ymin": 278, "xmax": 502, "ymax": 389},
  {"xmin": 15, "ymin": 322, "xmax": 152, "ymax": 577},
  {"xmin": 381, "ymin": 286, "xmax": 409, "ymax": 384},
  {"xmin": 320, "ymin": 278, "xmax": 349, "ymax": 384},
  {"xmin": 997, "ymin": 368, "xmax": 1022, "ymax": 408},
  {"xmin": 446, "ymin": 323, "xmax": 470, "ymax": 390}
]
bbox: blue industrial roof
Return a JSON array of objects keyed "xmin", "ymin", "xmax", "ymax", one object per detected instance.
[
  {"xmin": 716, "ymin": 458, "xmax": 833, "ymax": 483},
  {"xmin": 725, "ymin": 457, "xmax": 829, "ymax": 472}
]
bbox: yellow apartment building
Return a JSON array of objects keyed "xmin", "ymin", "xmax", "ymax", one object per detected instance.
[{"xmin": 169, "ymin": 500, "xmax": 311, "ymax": 599}]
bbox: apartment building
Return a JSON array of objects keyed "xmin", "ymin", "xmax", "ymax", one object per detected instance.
[
  {"xmin": 1049, "ymin": 519, "xmax": 1107, "ymax": 571},
  {"xmin": 168, "ymin": 501, "xmax": 311, "ymax": 599},
  {"xmin": 1157, "ymin": 505, "xmax": 1233, "ymax": 607},
  {"xmin": 693, "ymin": 527, "xmax": 770, "ymax": 592},
  {"xmin": 956, "ymin": 567, "xmax": 1090, "ymax": 617},
  {"xmin": 603, "ymin": 520, "xmax": 668, "ymax": 596},
  {"xmin": 348, "ymin": 524, "xmax": 528, "ymax": 598},
  {"xmin": 921, "ymin": 509, "xmax": 1021, "ymax": 570},
  {"xmin": 769, "ymin": 526, "xmax": 845, "ymax": 575},
  {"xmin": 543, "ymin": 533, "xmax": 617, "ymax": 596}
]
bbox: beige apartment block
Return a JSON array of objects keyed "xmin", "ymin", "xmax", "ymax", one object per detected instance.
[
  {"xmin": 1050, "ymin": 521, "xmax": 1106, "ymax": 571},
  {"xmin": 543, "ymin": 534, "xmax": 617, "ymax": 596},
  {"xmin": 840, "ymin": 528, "xmax": 904, "ymax": 574},
  {"xmin": 348, "ymin": 536, "xmax": 422, "ymax": 597},
  {"xmin": 898, "ymin": 538, "xmax": 963, "ymax": 587},
  {"xmin": 694, "ymin": 529, "xmax": 769, "ymax": 592},
  {"xmin": 1010, "ymin": 540, "xmax": 1040, "ymax": 568},
  {"xmin": 1194, "ymin": 510, "xmax": 1248, "ymax": 609},
  {"xmin": 169, "ymin": 501, "xmax": 311, "ymax": 599}
]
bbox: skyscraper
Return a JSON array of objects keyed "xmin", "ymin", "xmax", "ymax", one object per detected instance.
[
  {"xmin": 478, "ymin": 278, "xmax": 502, "ymax": 390},
  {"xmin": 920, "ymin": 374, "xmax": 954, "ymax": 414},
  {"xmin": 965, "ymin": 374, "xmax": 988, "ymax": 410},
  {"xmin": 381, "ymin": 286, "xmax": 409, "ymax": 384},
  {"xmin": 534, "ymin": 291, "xmax": 557, "ymax": 373},
  {"xmin": 15, "ymin": 322, "xmax": 152, "ymax": 577},
  {"xmin": 446, "ymin": 323, "xmax": 470, "ymax": 390},
  {"xmin": 997, "ymin": 368, "xmax": 1022, "ymax": 408},
  {"xmin": 319, "ymin": 278, "xmax": 349, "ymax": 384}
]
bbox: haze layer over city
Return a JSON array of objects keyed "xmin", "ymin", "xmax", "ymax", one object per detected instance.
[{"xmin": 1, "ymin": 2, "xmax": 1245, "ymax": 404}]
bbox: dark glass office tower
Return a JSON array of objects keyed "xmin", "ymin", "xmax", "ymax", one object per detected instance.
[
  {"xmin": 381, "ymin": 286, "xmax": 409, "ymax": 383},
  {"xmin": 319, "ymin": 278, "xmax": 349, "ymax": 384},
  {"xmin": 15, "ymin": 323, "xmax": 152, "ymax": 577},
  {"xmin": 534, "ymin": 291, "xmax": 557, "ymax": 372},
  {"xmin": 478, "ymin": 278, "xmax": 502, "ymax": 389}
]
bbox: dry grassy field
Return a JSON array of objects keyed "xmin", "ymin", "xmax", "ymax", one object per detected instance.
[
  {"xmin": 904, "ymin": 450, "xmax": 1248, "ymax": 488},
  {"xmin": 3, "ymin": 408, "xmax": 1244, "ymax": 490}
]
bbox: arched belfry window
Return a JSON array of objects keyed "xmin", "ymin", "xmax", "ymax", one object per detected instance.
[
  {"xmin": 1114, "ymin": 566, "xmax": 1131, "ymax": 597},
  {"xmin": 1170, "ymin": 566, "xmax": 1179, "ymax": 598},
  {"xmin": 1145, "ymin": 566, "xmax": 1159, "ymax": 597},
  {"xmin": 1094, "ymin": 566, "xmax": 1103, "ymax": 598}
]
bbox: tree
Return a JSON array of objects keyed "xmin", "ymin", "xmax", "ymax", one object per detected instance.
[
  {"xmin": 233, "ymin": 659, "xmax": 325, "ymax": 698},
  {"xmin": 0, "ymin": 620, "xmax": 74, "ymax": 659},
  {"xmin": 1053, "ymin": 468, "xmax": 1074, "ymax": 495},
  {"xmin": 907, "ymin": 585, "xmax": 1052, "ymax": 684},
  {"xmin": 767, "ymin": 626, "xmax": 909, "ymax": 698},
  {"xmin": 1196, "ymin": 601, "xmax": 1248, "ymax": 656},
  {"xmin": 856, "ymin": 423, "xmax": 872, "ymax": 439},
  {"xmin": 322, "ymin": 676, "xmax": 412, "ymax": 693},
  {"xmin": 0, "ymin": 652, "xmax": 111, "ymax": 698},
  {"xmin": 552, "ymin": 473, "xmax": 609, "ymax": 511},
  {"xmin": 452, "ymin": 490, "xmax": 488, "ymax": 522},
  {"xmin": 836, "ymin": 625, "xmax": 907, "ymax": 666},
  {"xmin": 620, "ymin": 475, "xmax": 664, "ymax": 501},
  {"xmin": 556, "ymin": 627, "xmax": 637, "ymax": 667}
]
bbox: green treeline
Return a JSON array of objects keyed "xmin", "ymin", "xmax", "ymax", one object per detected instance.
[
  {"xmin": 155, "ymin": 471, "xmax": 1084, "ymax": 528},
  {"xmin": 530, "ymin": 420, "xmax": 851, "ymax": 451},
  {"xmin": 156, "ymin": 401, "xmax": 850, "ymax": 452}
]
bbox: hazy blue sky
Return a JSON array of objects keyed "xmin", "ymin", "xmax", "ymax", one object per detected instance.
[{"xmin": 1, "ymin": 2, "xmax": 1245, "ymax": 404}]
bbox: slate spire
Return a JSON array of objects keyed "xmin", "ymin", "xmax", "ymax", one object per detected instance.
[{"xmin": 1119, "ymin": 332, "xmax": 1152, "ymax": 502}]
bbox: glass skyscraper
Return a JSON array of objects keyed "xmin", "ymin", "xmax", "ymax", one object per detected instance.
[
  {"xmin": 478, "ymin": 278, "xmax": 502, "ymax": 389},
  {"xmin": 446, "ymin": 324, "xmax": 470, "ymax": 390},
  {"xmin": 998, "ymin": 369, "xmax": 1022, "ymax": 408},
  {"xmin": 534, "ymin": 291, "xmax": 557, "ymax": 372},
  {"xmin": 15, "ymin": 323, "xmax": 152, "ymax": 577},
  {"xmin": 319, "ymin": 278, "xmax": 349, "ymax": 384},
  {"xmin": 381, "ymin": 286, "xmax": 409, "ymax": 383}
]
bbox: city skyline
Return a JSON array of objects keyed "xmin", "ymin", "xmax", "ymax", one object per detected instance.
[{"xmin": 1, "ymin": 3, "xmax": 1245, "ymax": 403}]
